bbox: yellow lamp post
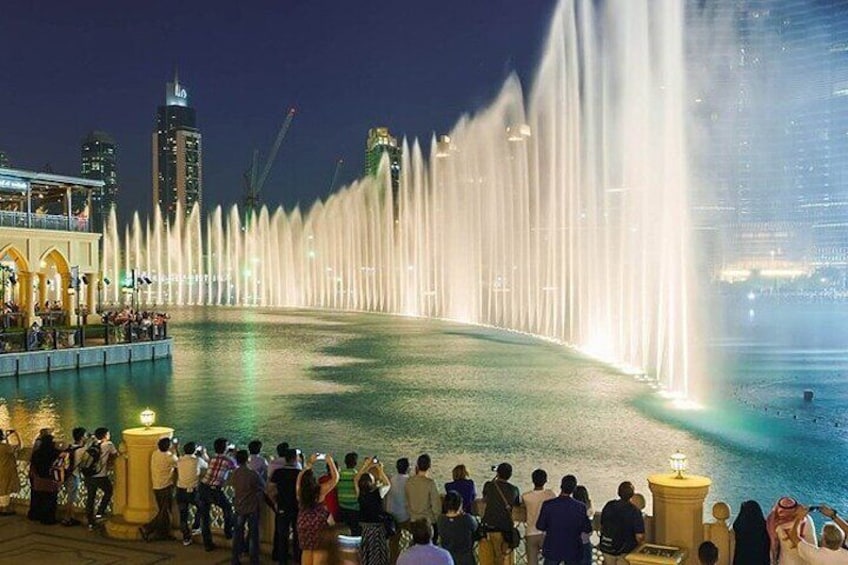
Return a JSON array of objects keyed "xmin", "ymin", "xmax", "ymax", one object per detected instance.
[
  {"xmin": 648, "ymin": 454, "xmax": 711, "ymax": 564},
  {"xmin": 104, "ymin": 407, "xmax": 173, "ymax": 540}
]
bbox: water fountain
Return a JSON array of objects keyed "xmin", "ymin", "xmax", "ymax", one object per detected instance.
[{"xmin": 103, "ymin": 0, "xmax": 695, "ymax": 396}]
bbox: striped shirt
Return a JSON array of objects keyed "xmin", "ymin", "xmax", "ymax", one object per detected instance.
[
  {"xmin": 337, "ymin": 468, "xmax": 359, "ymax": 510},
  {"xmin": 200, "ymin": 454, "xmax": 236, "ymax": 488}
]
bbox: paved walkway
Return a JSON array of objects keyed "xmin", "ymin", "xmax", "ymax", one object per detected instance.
[{"xmin": 0, "ymin": 514, "xmax": 273, "ymax": 564}]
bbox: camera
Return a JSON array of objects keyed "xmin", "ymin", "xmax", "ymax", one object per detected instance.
[
  {"xmin": 809, "ymin": 505, "xmax": 822, "ymax": 512},
  {"xmin": 195, "ymin": 445, "xmax": 204, "ymax": 454},
  {"xmin": 315, "ymin": 453, "xmax": 326, "ymax": 461},
  {"xmin": 372, "ymin": 455, "xmax": 379, "ymax": 464},
  {"xmin": 172, "ymin": 437, "xmax": 179, "ymax": 445},
  {"xmin": 227, "ymin": 443, "xmax": 236, "ymax": 451},
  {"xmin": 491, "ymin": 465, "xmax": 498, "ymax": 472}
]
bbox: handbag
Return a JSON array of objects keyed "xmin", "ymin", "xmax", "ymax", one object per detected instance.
[
  {"xmin": 380, "ymin": 511, "xmax": 398, "ymax": 539},
  {"xmin": 493, "ymin": 481, "xmax": 522, "ymax": 550},
  {"xmin": 503, "ymin": 526, "xmax": 522, "ymax": 549},
  {"xmin": 31, "ymin": 472, "xmax": 59, "ymax": 493}
]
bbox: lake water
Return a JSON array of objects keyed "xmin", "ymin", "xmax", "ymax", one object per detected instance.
[{"xmin": 0, "ymin": 304, "xmax": 844, "ymax": 514}]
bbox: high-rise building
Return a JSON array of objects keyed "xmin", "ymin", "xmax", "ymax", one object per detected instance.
[
  {"xmin": 80, "ymin": 131, "xmax": 118, "ymax": 234},
  {"xmin": 690, "ymin": 0, "xmax": 848, "ymax": 278},
  {"xmin": 152, "ymin": 71, "xmax": 202, "ymax": 221},
  {"xmin": 0, "ymin": 151, "xmax": 9, "ymax": 168},
  {"xmin": 366, "ymin": 127, "xmax": 402, "ymax": 214}
]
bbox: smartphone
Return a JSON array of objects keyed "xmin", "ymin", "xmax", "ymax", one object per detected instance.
[
  {"xmin": 372, "ymin": 455, "xmax": 379, "ymax": 464},
  {"xmin": 315, "ymin": 453, "xmax": 326, "ymax": 461},
  {"xmin": 809, "ymin": 505, "xmax": 822, "ymax": 512}
]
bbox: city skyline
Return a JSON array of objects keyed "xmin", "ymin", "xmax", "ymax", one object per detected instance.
[{"xmin": 0, "ymin": 1, "xmax": 554, "ymax": 219}]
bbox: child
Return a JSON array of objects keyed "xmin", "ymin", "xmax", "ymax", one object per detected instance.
[{"xmin": 698, "ymin": 541, "xmax": 719, "ymax": 565}]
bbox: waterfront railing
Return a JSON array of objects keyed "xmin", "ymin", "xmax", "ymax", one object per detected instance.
[
  {"xmin": 0, "ymin": 321, "xmax": 168, "ymax": 354},
  {"xmin": 0, "ymin": 209, "xmax": 89, "ymax": 233}
]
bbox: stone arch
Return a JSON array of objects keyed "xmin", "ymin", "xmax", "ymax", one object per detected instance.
[
  {"xmin": 39, "ymin": 247, "xmax": 72, "ymax": 308},
  {"xmin": 0, "ymin": 244, "xmax": 29, "ymax": 272},
  {"xmin": 0, "ymin": 245, "xmax": 30, "ymax": 311},
  {"xmin": 38, "ymin": 247, "xmax": 70, "ymax": 275}
]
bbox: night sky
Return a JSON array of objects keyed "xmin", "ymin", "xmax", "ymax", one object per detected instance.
[{"xmin": 1, "ymin": 1, "xmax": 556, "ymax": 219}]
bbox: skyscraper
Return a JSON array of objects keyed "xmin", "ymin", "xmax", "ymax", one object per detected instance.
[
  {"xmin": 366, "ymin": 127, "xmax": 402, "ymax": 214},
  {"xmin": 690, "ymin": 0, "xmax": 848, "ymax": 278},
  {"xmin": 0, "ymin": 151, "xmax": 9, "ymax": 168},
  {"xmin": 152, "ymin": 71, "xmax": 202, "ymax": 221},
  {"xmin": 80, "ymin": 130, "xmax": 118, "ymax": 234}
]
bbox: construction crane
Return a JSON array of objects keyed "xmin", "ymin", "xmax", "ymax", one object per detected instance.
[
  {"xmin": 243, "ymin": 107, "xmax": 296, "ymax": 223},
  {"xmin": 327, "ymin": 158, "xmax": 343, "ymax": 194}
]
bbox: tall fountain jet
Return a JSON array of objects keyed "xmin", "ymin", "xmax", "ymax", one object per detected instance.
[{"xmin": 105, "ymin": 0, "xmax": 696, "ymax": 397}]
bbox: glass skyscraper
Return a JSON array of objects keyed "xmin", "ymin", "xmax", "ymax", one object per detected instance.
[
  {"xmin": 80, "ymin": 130, "xmax": 118, "ymax": 235},
  {"xmin": 691, "ymin": 0, "xmax": 848, "ymax": 278},
  {"xmin": 152, "ymin": 72, "xmax": 202, "ymax": 221}
]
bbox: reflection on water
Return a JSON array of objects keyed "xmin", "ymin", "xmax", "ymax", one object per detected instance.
[{"xmin": 0, "ymin": 305, "xmax": 845, "ymax": 513}]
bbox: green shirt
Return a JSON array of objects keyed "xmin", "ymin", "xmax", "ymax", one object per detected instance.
[{"xmin": 337, "ymin": 468, "xmax": 359, "ymax": 510}]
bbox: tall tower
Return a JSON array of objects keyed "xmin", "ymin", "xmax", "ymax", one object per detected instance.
[
  {"xmin": 152, "ymin": 71, "xmax": 202, "ymax": 221},
  {"xmin": 0, "ymin": 151, "xmax": 9, "ymax": 168},
  {"xmin": 80, "ymin": 131, "xmax": 118, "ymax": 234},
  {"xmin": 366, "ymin": 127, "xmax": 402, "ymax": 215}
]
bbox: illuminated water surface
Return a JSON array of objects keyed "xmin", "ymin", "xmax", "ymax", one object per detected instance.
[{"xmin": 0, "ymin": 305, "xmax": 844, "ymax": 512}]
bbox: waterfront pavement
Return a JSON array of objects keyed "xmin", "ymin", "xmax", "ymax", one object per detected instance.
[{"xmin": 0, "ymin": 513, "xmax": 272, "ymax": 564}]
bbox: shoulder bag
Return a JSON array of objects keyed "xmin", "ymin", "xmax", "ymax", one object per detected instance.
[{"xmin": 493, "ymin": 481, "xmax": 521, "ymax": 550}]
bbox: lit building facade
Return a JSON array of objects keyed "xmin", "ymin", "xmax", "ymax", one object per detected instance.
[
  {"xmin": 0, "ymin": 151, "xmax": 8, "ymax": 168},
  {"xmin": 366, "ymin": 127, "xmax": 402, "ymax": 214},
  {"xmin": 0, "ymin": 167, "xmax": 101, "ymax": 325},
  {"xmin": 152, "ymin": 72, "xmax": 202, "ymax": 221},
  {"xmin": 691, "ymin": 0, "xmax": 848, "ymax": 280},
  {"xmin": 80, "ymin": 131, "xmax": 118, "ymax": 235}
]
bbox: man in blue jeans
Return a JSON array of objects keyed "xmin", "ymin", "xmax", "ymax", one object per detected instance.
[
  {"xmin": 175, "ymin": 441, "xmax": 209, "ymax": 545},
  {"xmin": 84, "ymin": 427, "xmax": 118, "ymax": 529},
  {"xmin": 536, "ymin": 474, "xmax": 592, "ymax": 565},
  {"xmin": 231, "ymin": 449, "xmax": 264, "ymax": 565},
  {"xmin": 198, "ymin": 438, "xmax": 236, "ymax": 552}
]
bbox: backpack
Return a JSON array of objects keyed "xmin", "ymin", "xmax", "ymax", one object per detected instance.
[
  {"xmin": 51, "ymin": 451, "xmax": 71, "ymax": 483},
  {"xmin": 78, "ymin": 440, "xmax": 102, "ymax": 478},
  {"xmin": 599, "ymin": 501, "xmax": 627, "ymax": 555}
]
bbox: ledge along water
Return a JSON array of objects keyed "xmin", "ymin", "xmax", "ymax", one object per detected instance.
[
  {"xmin": 0, "ymin": 339, "xmax": 172, "ymax": 377},
  {"xmin": 0, "ymin": 323, "xmax": 173, "ymax": 377}
]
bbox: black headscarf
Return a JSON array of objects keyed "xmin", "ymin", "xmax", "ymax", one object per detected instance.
[
  {"xmin": 30, "ymin": 434, "xmax": 59, "ymax": 478},
  {"xmin": 732, "ymin": 500, "xmax": 770, "ymax": 565}
]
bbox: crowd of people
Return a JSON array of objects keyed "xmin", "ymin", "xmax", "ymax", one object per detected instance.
[
  {"xmin": 0, "ymin": 428, "xmax": 846, "ymax": 565},
  {"xmin": 98, "ymin": 308, "xmax": 169, "ymax": 342}
]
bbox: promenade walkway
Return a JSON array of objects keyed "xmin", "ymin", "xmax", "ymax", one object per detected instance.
[{"xmin": 0, "ymin": 513, "xmax": 262, "ymax": 564}]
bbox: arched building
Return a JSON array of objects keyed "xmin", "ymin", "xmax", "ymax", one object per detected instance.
[{"xmin": 0, "ymin": 167, "xmax": 102, "ymax": 326}]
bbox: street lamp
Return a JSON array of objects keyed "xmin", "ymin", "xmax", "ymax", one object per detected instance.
[
  {"xmin": 670, "ymin": 451, "xmax": 687, "ymax": 479},
  {"xmin": 140, "ymin": 408, "xmax": 156, "ymax": 429},
  {"xmin": 69, "ymin": 266, "xmax": 81, "ymax": 328}
]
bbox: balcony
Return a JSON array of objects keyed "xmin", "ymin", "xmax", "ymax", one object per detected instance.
[{"xmin": 0, "ymin": 210, "xmax": 90, "ymax": 233}]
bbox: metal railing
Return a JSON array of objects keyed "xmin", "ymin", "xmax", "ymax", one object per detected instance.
[
  {"xmin": 0, "ymin": 210, "xmax": 89, "ymax": 233},
  {"xmin": 0, "ymin": 321, "xmax": 169, "ymax": 353},
  {"xmin": 12, "ymin": 453, "xmax": 114, "ymax": 515}
]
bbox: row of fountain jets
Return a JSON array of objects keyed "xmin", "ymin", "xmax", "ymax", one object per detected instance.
[{"xmin": 102, "ymin": 0, "xmax": 696, "ymax": 397}]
